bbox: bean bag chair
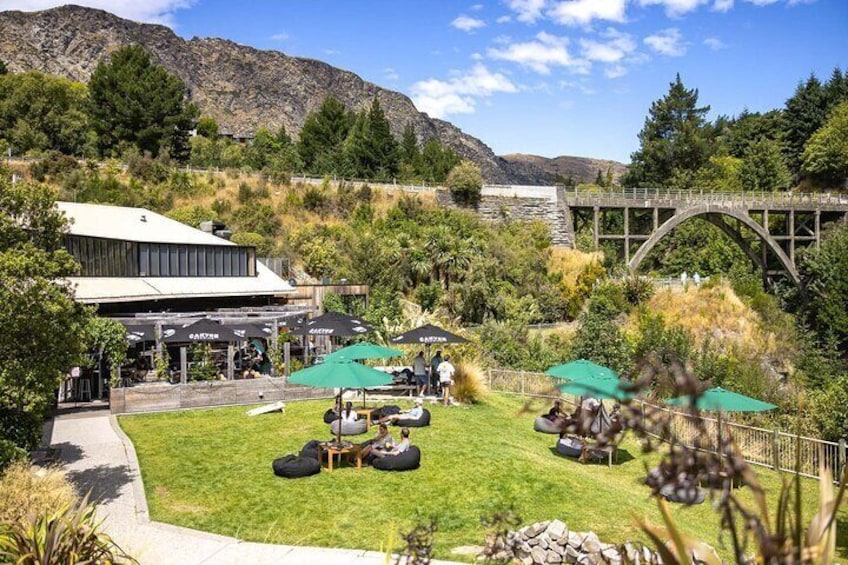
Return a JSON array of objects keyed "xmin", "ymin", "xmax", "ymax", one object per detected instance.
[
  {"xmin": 659, "ymin": 483, "xmax": 706, "ymax": 505},
  {"xmin": 371, "ymin": 405, "xmax": 401, "ymax": 421},
  {"xmin": 395, "ymin": 409, "xmax": 431, "ymax": 428},
  {"xmin": 534, "ymin": 416, "xmax": 563, "ymax": 434},
  {"xmin": 323, "ymin": 409, "xmax": 340, "ymax": 424},
  {"xmin": 300, "ymin": 439, "xmax": 322, "ymax": 461},
  {"xmin": 556, "ymin": 436, "xmax": 583, "ymax": 458},
  {"xmin": 330, "ymin": 418, "xmax": 368, "ymax": 436},
  {"xmin": 373, "ymin": 446, "xmax": 421, "ymax": 471},
  {"xmin": 272, "ymin": 454, "xmax": 321, "ymax": 478}
]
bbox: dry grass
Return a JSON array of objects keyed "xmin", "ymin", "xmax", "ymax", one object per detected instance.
[
  {"xmin": 547, "ymin": 248, "xmax": 603, "ymax": 288},
  {"xmin": 452, "ymin": 361, "xmax": 488, "ymax": 404},
  {"xmin": 630, "ymin": 281, "xmax": 780, "ymax": 358},
  {"xmin": 0, "ymin": 461, "xmax": 77, "ymax": 525}
]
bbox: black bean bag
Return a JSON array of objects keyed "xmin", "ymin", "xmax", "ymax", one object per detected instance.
[
  {"xmin": 371, "ymin": 405, "xmax": 401, "ymax": 421},
  {"xmin": 372, "ymin": 446, "xmax": 421, "ymax": 471},
  {"xmin": 272, "ymin": 454, "xmax": 321, "ymax": 478},
  {"xmin": 330, "ymin": 418, "xmax": 368, "ymax": 436},
  {"xmin": 556, "ymin": 436, "xmax": 583, "ymax": 458},
  {"xmin": 300, "ymin": 439, "xmax": 322, "ymax": 461},
  {"xmin": 394, "ymin": 409, "xmax": 431, "ymax": 428},
  {"xmin": 323, "ymin": 409, "xmax": 340, "ymax": 424},
  {"xmin": 658, "ymin": 483, "xmax": 706, "ymax": 505},
  {"xmin": 534, "ymin": 416, "xmax": 563, "ymax": 434}
]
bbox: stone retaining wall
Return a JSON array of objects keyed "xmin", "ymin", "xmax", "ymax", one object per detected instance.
[
  {"xmin": 109, "ymin": 378, "xmax": 332, "ymax": 414},
  {"xmin": 495, "ymin": 520, "xmax": 663, "ymax": 565},
  {"xmin": 436, "ymin": 191, "xmax": 573, "ymax": 247}
]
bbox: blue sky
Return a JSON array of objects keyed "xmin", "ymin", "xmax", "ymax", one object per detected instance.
[{"xmin": 3, "ymin": 1, "xmax": 846, "ymax": 162}]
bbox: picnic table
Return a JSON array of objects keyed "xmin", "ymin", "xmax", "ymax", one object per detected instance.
[{"xmin": 319, "ymin": 441, "xmax": 362, "ymax": 472}]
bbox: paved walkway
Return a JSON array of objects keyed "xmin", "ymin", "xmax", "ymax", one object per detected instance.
[{"xmin": 49, "ymin": 410, "xmax": 461, "ymax": 565}]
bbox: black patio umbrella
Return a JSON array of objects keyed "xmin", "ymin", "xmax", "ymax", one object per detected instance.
[
  {"xmin": 290, "ymin": 311, "xmax": 375, "ymax": 337},
  {"xmin": 224, "ymin": 323, "xmax": 273, "ymax": 340},
  {"xmin": 162, "ymin": 319, "xmax": 239, "ymax": 343},
  {"xmin": 389, "ymin": 324, "xmax": 469, "ymax": 346},
  {"xmin": 122, "ymin": 324, "xmax": 156, "ymax": 344}
]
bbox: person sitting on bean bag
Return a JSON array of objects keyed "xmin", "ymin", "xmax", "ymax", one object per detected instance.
[
  {"xmin": 340, "ymin": 401, "xmax": 358, "ymax": 423},
  {"xmin": 360, "ymin": 423, "xmax": 394, "ymax": 464},
  {"xmin": 378, "ymin": 397, "xmax": 424, "ymax": 425},
  {"xmin": 372, "ymin": 427, "xmax": 411, "ymax": 459},
  {"xmin": 545, "ymin": 399, "xmax": 566, "ymax": 422}
]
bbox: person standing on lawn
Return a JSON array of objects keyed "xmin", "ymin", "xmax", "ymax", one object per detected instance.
[
  {"xmin": 429, "ymin": 349, "xmax": 443, "ymax": 397},
  {"xmin": 437, "ymin": 355, "xmax": 456, "ymax": 406},
  {"xmin": 413, "ymin": 351, "xmax": 427, "ymax": 396}
]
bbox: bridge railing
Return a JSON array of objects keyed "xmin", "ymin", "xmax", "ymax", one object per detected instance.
[
  {"xmin": 487, "ymin": 368, "xmax": 847, "ymax": 484},
  {"xmin": 555, "ymin": 186, "xmax": 848, "ymax": 207}
]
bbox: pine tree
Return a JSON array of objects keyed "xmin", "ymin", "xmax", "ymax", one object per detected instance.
[
  {"xmin": 624, "ymin": 74, "xmax": 712, "ymax": 188},
  {"xmin": 366, "ymin": 98, "xmax": 398, "ymax": 179},
  {"xmin": 342, "ymin": 109, "xmax": 370, "ymax": 177},
  {"xmin": 783, "ymin": 75, "xmax": 827, "ymax": 176},
  {"xmin": 595, "ymin": 169, "xmax": 604, "ymax": 187},
  {"xmin": 400, "ymin": 122, "xmax": 419, "ymax": 165},
  {"xmin": 88, "ymin": 45, "xmax": 197, "ymax": 161},
  {"xmin": 297, "ymin": 96, "xmax": 353, "ymax": 174},
  {"xmin": 740, "ymin": 137, "xmax": 791, "ymax": 191}
]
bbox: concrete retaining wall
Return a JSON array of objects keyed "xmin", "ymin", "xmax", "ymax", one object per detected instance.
[{"xmin": 110, "ymin": 378, "xmax": 331, "ymax": 414}]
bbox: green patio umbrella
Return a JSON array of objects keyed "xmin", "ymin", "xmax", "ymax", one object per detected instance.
[
  {"xmin": 324, "ymin": 342, "xmax": 403, "ymax": 362},
  {"xmin": 546, "ymin": 359, "xmax": 619, "ymax": 383},
  {"xmin": 288, "ymin": 360, "xmax": 394, "ymax": 444},
  {"xmin": 665, "ymin": 387, "xmax": 777, "ymax": 412},
  {"xmin": 558, "ymin": 377, "xmax": 634, "ymax": 401}
]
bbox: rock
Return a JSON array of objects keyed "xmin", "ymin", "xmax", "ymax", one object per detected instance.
[
  {"xmin": 547, "ymin": 552, "xmax": 563, "ymax": 564},
  {"xmin": 568, "ymin": 531, "xmax": 585, "ymax": 548},
  {"xmin": 581, "ymin": 532, "xmax": 601, "ymax": 554},
  {"xmin": 520, "ymin": 542, "xmax": 532, "ymax": 553},
  {"xmin": 528, "ymin": 537, "xmax": 540, "ymax": 547},
  {"xmin": 451, "ymin": 545, "xmax": 484, "ymax": 556},
  {"xmin": 521, "ymin": 556, "xmax": 534, "ymax": 565},
  {"xmin": 526, "ymin": 521, "xmax": 549, "ymax": 538},
  {"xmin": 566, "ymin": 545, "xmax": 580, "ymax": 562},
  {"xmin": 551, "ymin": 542, "xmax": 565, "ymax": 556},
  {"xmin": 546, "ymin": 519, "xmax": 568, "ymax": 540},
  {"xmin": 538, "ymin": 536, "xmax": 550, "ymax": 550},
  {"xmin": 531, "ymin": 546, "xmax": 548, "ymax": 564}
]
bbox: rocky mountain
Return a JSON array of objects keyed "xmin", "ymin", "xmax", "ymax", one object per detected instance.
[
  {"xmin": 502, "ymin": 154, "xmax": 629, "ymax": 186},
  {"xmin": 0, "ymin": 5, "xmax": 556, "ymax": 184}
]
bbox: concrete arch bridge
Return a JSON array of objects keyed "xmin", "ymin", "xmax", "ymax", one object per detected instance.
[{"xmin": 559, "ymin": 188, "xmax": 848, "ymax": 286}]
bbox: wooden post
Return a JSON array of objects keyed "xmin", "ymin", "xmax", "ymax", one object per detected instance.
[
  {"xmin": 180, "ymin": 346, "xmax": 188, "ymax": 384},
  {"xmin": 815, "ymin": 210, "xmax": 821, "ymax": 250},
  {"xmin": 270, "ymin": 322, "xmax": 279, "ymax": 377},
  {"xmin": 283, "ymin": 342, "xmax": 291, "ymax": 378},
  {"xmin": 520, "ymin": 370, "xmax": 526, "ymax": 396},
  {"xmin": 772, "ymin": 428, "xmax": 781, "ymax": 472},
  {"xmin": 624, "ymin": 207, "xmax": 630, "ymax": 263},
  {"xmin": 226, "ymin": 344, "xmax": 234, "ymax": 380},
  {"xmin": 839, "ymin": 439, "xmax": 846, "ymax": 484},
  {"xmin": 593, "ymin": 206, "xmax": 600, "ymax": 250}
]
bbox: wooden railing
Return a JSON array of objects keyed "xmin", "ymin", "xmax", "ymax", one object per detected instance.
[{"xmin": 488, "ymin": 369, "xmax": 846, "ymax": 483}]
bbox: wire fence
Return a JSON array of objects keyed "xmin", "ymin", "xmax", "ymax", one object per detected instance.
[{"xmin": 487, "ymin": 368, "xmax": 846, "ymax": 484}]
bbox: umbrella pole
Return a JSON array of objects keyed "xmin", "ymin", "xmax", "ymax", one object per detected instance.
[{"xmin": 337, "ymin": 388, "xmax": 344, "ymax": 446}]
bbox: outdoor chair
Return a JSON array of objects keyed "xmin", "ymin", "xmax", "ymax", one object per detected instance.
[
  {"xmin": 300, "ymin": 439, "xmax": 322, "ymax": 461},
  {"xmin": 534, "ymin": 416, "xmax": 562, "ymax": 434},
  {"xmin": 323, "ymin": 408, "xmax": 339, "ymax": 424},
  {"xmin": 555, "ymin": 435, "xmax": 583, "ymax": 458},
  {"xmin": 394, "ymin": 408, "xmax": 430, "ymax": 428},
  {"xmin": 372, "ymin": 446, "xmax": 421, "ymax": 472},
  {"xmin": 658, "ymin": 482, "xmax": 706, "ymax": 505},
  {"xmin": 272, "ymin": 454, "xmax": 321, "ymax": 478},
  {"xmin": 330, "ymin": 418, "xmax": 368, "ymax": 436}
]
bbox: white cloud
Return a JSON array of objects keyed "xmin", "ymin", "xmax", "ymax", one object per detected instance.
[
  {"xmin": 559, "ymin": 79, "xmax": 596, "ymax": 95},
  {"xmin": 488, "ymin": 31, "xmax": 585, "ymax": 74},
  {"xmin": 269, "ymin": 32, "xmax": 289, "ymax": 42},
  {"xmin": 383, "ymin": 68, "xmax": 400, "ymax": 82},
  {"xmin": 604, "ymin": 64, "xmax": 628, "ymax": 78},
  {"xmin": 0, "ymin": 0, "xmax": 194, "ymax": 26},
  {"xmin": 703, "ymin": 37, "xmax": 726, "ymax": 50},
  {"xmin": 496, "ymin": 14, "xmax": 513, "ymax": 23},
  {"xmin": 637, "ymin": 0, "xmax": 709, "ymax": 17},
  {"xmin": 410, "ymin": 64, "xmax": 518, "ymax": 118},
  {"xmin": 451, "ymin": 14, "xmax": 486, "ymax": 32},
  {"xmin": 745, "ymin": 0, "xmax": 780, "ymax": 4},
  {"xmin": 471, "ymin": 52, "xmax": 484, "ymax": 60},
  {"xmin": 644, "ymin": 28, "xmax": 687, "ymax": 56},
  {"xmin": 505, "ymin": 0, "xmax": 547, "ymax": 23},
  {"xmin": 470, "ymin": 3, "xmax": 485, "ymax": 10},
  {"xmin": 579, "ymin": 28, "xmax": 635, "ymax": 62},
  {"xmin": 324, "ymin": 48, "xmax": 340, "ymax": 56},
  {"xmin": 712, "ymin": 0, "xmax": 734, "ymax": 10},
  {"xmin": 548, "ymin": 0, "xmax": 627, "ymax": 26}
]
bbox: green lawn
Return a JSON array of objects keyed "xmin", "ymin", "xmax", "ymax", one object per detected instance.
[{"xmin": 118, "ymin": 394, "xmax": 847, "ymax": 561}]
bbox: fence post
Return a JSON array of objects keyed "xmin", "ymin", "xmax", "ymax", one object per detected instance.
[
  {"xmin": 839, "ymin": 439, "xmax": 846, "ymax": 483},
  {"xmin": 520, "ymin": 371, "xmax": 526, "ymax": 396},
  {"xmin": 772, "ymin": 429, "xmax": 781, "ymax": 472}
]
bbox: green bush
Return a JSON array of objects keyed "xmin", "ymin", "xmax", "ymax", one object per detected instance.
[
  {"xmin": 0, "ymin": 440, "xmax": 26, "ymax": 474},
  {"xmin": 231, "ymin": 232, "xmax": 273, "ymax": 256},
  {"xmin": 808, "ymin": 375, "xmax": 848, "ymax": 441}
]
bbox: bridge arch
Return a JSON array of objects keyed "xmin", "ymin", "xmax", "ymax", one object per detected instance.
[{"xmin": 628, "ymin": 205, "xmax": 801, "ymax": 286}]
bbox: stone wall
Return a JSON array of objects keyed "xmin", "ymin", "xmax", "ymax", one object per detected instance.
[
  {"xmin": 109, "ymin": 378, "xmax": 332, "ymax": 414},
  {"xmin": 436, "ymin": 191, "xmax": 573, "ymax": 247},
  {"xmin": 495, "ymin": 520, "xmax": 663, "ymax": 565}
]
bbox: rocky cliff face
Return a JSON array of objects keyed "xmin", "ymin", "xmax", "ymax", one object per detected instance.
[
  {"xmin": 0, "ymin": 5, "xmax": 552, "ymax": 184},
  {"xmin": 503, "ymin": 153, "xmax": 629, "ymax": 185}
]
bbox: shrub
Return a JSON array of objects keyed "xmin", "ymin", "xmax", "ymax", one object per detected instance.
[
  {"xmin": 231, "ymin": 232, "xmax": 273, "ymax": 256},
  {"xmin": 451, "ymin": 361, "xmax": 487, "ymax": 404},
  {"xmin": 29, "ymin": 152, "xmax": 79, "ymax": 181},
  {"xmin": 446, "ymin": 160, "xmax": 482, "ymax": 206},
  {"xmin": 303, "ymin": 185, "xmax": 328, "ymax": 213},
  {"xmin": 166, "ymin": 205, "xmax": 215, "ymax": 229},
  {"xmin": 0, "ymin": 461, "xmax": 76, "ymax": 526},
  {"xmin": 0, "ymin": 492, "xmax": 135, "ymax": 563},
  {"xmin": 0, "ymin": 441, "xmax": 25, "ymax": 475}
]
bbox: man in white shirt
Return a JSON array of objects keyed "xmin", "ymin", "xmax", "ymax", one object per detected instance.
[
  {"xmin": 437, "ymin": 355, "xmax": 456, "ymax": 406},
  {"xmin": 380, "ymin": 397, "xmax": 424, "ymax": 424}
]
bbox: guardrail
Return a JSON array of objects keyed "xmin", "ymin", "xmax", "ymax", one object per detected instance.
[
  {"xmin": 555, "ymin": 186, "xmax": 848, "ymax": 207},
  {"xmin": 487, "ymin": 368, "xmax": 846, "ymax": 483}
]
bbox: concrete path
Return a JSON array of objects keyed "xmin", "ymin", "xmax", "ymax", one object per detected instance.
[{"xmin": 49, "ymin": 410, "xmax": 461, "ymax": 565}]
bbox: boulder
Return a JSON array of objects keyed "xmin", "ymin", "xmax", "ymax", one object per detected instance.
[{"xmin": 546, "ymin": 519, "xmax": 567, "ymax": 539}]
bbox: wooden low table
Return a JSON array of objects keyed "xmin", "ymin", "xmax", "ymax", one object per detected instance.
[
  {"xmin": 357, "ymin": 407, "xmax": 376, "ymax": 428},
  {"xmin": 320, "ymin": 442, "xmax": 362, "ymax": 472},
  {"xmin": 580, "ymin": 443, "xmax": 617, "ymax": 468}
]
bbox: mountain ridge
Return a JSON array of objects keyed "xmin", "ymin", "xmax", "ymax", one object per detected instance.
[{"xmin": 0, "ymin": 5, "xmax": 625, "ymax": 185}]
